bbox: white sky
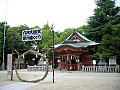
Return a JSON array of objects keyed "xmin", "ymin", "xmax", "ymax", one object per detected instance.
[{"xmin": 0, "ymin": 0, "xmax": 120, "ymax": 32}]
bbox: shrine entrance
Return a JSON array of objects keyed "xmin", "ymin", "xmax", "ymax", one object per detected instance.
[
  {"xmin": 56, "ymin": 48, "xmax": 92, "ymax": 71},
  {"xmin": 54, "ymin": 30, "xmax": 99, "ymax": 71}
]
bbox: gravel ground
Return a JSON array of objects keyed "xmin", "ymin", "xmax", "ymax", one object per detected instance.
[{"xmin": 0, "ymin": 70, "xmax": 120, "ymax": 90}]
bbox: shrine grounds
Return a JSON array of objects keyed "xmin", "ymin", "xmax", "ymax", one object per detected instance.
[{"xmin": 0, "ymin": 69, "xmax": 120, "ymax": 90}]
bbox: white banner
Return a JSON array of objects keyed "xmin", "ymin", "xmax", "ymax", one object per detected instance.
[
  {"xmin": 7, "ymin": 54, "xmax": 12, "ymax": 75},
  {"xmin": 22, "ymin": 29, "xmax": 42, "ymax": 41}
]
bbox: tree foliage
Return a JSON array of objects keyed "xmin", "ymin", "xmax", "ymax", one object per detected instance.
[
  {"xmin": 0, "ymin": 22, "xmax": 4, "ymax": 59},
  {"xmin": 86, "ymin": 0, "xmax": 120, "ymax": 64},
  {"xmin": 87, "ymin": 0, "xmax": 120, "ymax": 42},
  {"xmin": 0, "ymin": 22, "xmax": 9, "ymax": 62},
  {"xmin": 6, "ymin": 24, "xmax": 30, "ymax": 53}
]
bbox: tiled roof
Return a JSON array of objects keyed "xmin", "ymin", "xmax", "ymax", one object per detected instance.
[
  {"xmin": 54, "ymin": 41, "xmax": 99, "ymax": 49},
  {"xmin": 54, "ymin": 29, "xmax": 100, "ymax": 49},
  {"xmin": 65, "ymin": 30, "xmax": 91, "ymax": 42}
]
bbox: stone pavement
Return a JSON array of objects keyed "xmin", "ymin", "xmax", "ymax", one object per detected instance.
[
  {"xmin": 0, "ymin": 82, "xmax": 37, "ymax": 90},
  {"xmin": 0, "ymin": 70, "xmax": 120, "ymax": 90},
  {"xmin": 0, "ymin": 70, "xmax": 68, "ymax": 90}
]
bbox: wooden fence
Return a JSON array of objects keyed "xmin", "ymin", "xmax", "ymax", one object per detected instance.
[
  {"xmin": 82, "ymin": 65, "xmax": 119, "ymax": 73},
  {"xmin": 27, "ymin": 65, "xmax": 52, "ymax": 71}
]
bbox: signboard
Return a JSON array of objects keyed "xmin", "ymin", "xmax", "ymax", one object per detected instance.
[
  {"xmin": 7, "ymin": 54, "xmax": 12, "ymax": 75},
  {"xmin": 22, "ymin": 29, "xmax": 42, "ymax": 41},
  {"xmin": 93, "ymin": 60, "xmax": 96, "ymax": 65},
  {"xmin": 109, "ymin": 57, "xmax": 116, "ymax": 65}
]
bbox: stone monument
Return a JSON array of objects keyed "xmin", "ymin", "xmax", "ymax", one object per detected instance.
[{"xmin": 109, "ymin": 56, "xmax": 117, "ymax": 66}]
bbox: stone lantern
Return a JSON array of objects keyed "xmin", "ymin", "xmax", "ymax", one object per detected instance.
[
  {"xmin": 98, "ymin": 55, "xmax": 107, "ymax": 72},
  {"xmin": 98, "ymin": 55, "xmax": 107, "ymax": 66}
]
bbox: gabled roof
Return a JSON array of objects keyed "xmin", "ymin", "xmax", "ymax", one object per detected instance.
[
  {"xmin": 19, "ymin": 50, "xmax": 41, "ymax": 59},
  {"xmin": 54, "ymin": 29, "xmax": 100, "ymax": 49},
  {"xmin": 65, "ymin": 30, "xmax": 91, "ymax": 42}
]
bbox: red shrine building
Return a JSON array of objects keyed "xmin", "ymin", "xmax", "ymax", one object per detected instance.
[{"xmin": 54, "ymin": 30, "xmax": 99, "ymax": 71}]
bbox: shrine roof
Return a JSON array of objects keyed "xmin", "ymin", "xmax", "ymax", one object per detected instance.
[
  {"xmin": 54, "ymin": 29, "xmax": 100, "ymax": 49},
  {"xmin": 54, "ymin": 41, "xmax": 99, "ymax": 49},
  {"xmin": 65, "ymin": 30, "xmax": 91, "ymax": 42}
]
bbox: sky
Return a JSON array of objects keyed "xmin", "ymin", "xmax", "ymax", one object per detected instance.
[{"xmin": 0, "ymin": 0, "xmax": 120, "ymax": 32}]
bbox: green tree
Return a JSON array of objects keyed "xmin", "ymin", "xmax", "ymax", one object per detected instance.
[
  {"xmin": 87, "ymin": 0, "xmax": 120, "ymax": 42},
  {"xmin": 0, "ymin": 22, "xmax": 4, "ymax": 59},
  {"xmin": 77, "ymin": 25, "xmax": 90, "ymax": 37},
  {"xmin": 56, "ymin": 28, "xmax": 73, "ymax": 43},
  {"xmin": 99, "ymin": 24, "xmax": 120, "ymax": 63},
  {"xmin": 6, "ymin": 24, "xmax": 31, "ymax": 54},
  {"xmin": 0, "ymin": 22, "xmax": 9, "ymax": 63},
  {"xmin": 40, "ymin": 23, "xmax": 52, "ymax": 53},
  {"xmin": 86, "ymin": 0, "xmax": 120, "ymax": 64}
]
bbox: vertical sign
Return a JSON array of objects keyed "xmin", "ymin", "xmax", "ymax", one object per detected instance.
[
  {"xmin": 93, "ymin": 60, "xmax": 96, "ymax": 72},
  {"xmin": 7, "ymin": 54, "xmax": 12, "ymax": 75},
  {"xmin": 93, "ymin": 60, "xmax": 96, "ymax": 65},
  {"xmin": 109, "ymin": 57, "xmax": 116, "ymax": 65}
]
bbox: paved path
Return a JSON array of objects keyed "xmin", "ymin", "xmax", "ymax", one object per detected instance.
[
  {"xmin": 0, "ymin": 70, "xmax": 120, "ymax": 90},
  {"xmin": 0, "ymin": 82, "xmax": 37, "ymax": 90},
  {"xmin": 0, "ymin": 71, "xmax": 67, "ymax": 90}
]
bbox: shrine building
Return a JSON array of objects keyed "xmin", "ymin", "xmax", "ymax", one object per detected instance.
[{"xmin": 54, "ymin": 30, "xmax": 99, "ymax": 71}]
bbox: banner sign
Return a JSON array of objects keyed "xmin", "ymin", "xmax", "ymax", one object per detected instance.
[
  {"xmin": 22, "ymin": 29, "xmax": 42, "ymax": 41},
  {"xmin": 7, "ymin": 54, "xmax": 12, "ymax": 75}
]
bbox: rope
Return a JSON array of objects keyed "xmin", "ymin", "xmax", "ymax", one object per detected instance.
[
  {"xmin": 13, "ymin": 59, "xmax": 49, "ymax": 83},
  {"xmin": 12, "ymin": 49, "xmax": 49, "ymax": 83}
]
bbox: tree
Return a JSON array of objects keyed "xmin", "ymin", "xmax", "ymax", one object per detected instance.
[
  {"xmin": 0, "ymin": 22, "xmax": 9, "ymax": 66},
  {"xmin": 39, "ymin": 23, "xmax": 52, "ymax": 53},
  {"xmin": 87, "ymin": 0, "xmax": 120, "ymax": 42},
  {"xmin": 6, "ymin": 24, "xmax": 30, "ymax": 54},
  {"xmin": 56, "ymin": 28, "xmax": 73, "ymax": 44},
  {"xmin": 77, "ymin": 25, "xmax": 90, "ymax": 37},
  {"xmin": 0, "ymin": 22, "xmax": 4, "ymax": 59},
  {"xmin": 87, "ymin": 0, "xmax": 120, "ymax": 64}
]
